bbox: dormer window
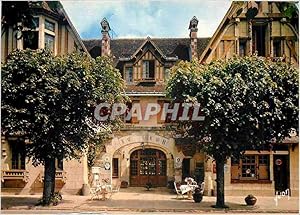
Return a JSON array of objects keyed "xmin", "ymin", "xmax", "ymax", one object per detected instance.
[{"xmin": 142, "ymin": 60, "xmax": 155, "ymax": 80}]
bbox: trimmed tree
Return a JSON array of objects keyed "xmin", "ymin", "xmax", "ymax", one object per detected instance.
[
  {"xmin": 166, "ymin": 56, "xmax": 298, "ymax": 208},
  {"xmin": 1, "ymin": 49, "xmax": 125, "ymax": 205}
]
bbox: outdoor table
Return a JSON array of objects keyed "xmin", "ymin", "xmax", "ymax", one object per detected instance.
[{"xmin": 180, "ymin": 184, "xmax": 199, "ymax": 199}]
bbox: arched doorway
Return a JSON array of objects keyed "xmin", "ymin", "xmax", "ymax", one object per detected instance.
[{"xmin": 130, "ymin": 148, "xmax": 167, "ymax": 187}]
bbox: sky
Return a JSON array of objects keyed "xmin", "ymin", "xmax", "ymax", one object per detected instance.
[{"xmin": 61, "ymin": 0, "xmax": 232, "ymax": 39}]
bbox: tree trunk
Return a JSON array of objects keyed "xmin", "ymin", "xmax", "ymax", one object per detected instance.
[
  {"xmin": 215, "ymin": 157, "xmax": 228, "ymax": 208},
  {"xmin": 42, "ymin": 157, "xmax": 56, "ymax": 205}
]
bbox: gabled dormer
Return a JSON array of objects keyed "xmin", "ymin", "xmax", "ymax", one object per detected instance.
[
  {"xmin": 199, "ymin": 1, "xmax": 298, "ymax": 65},
  {"xmin": 119, "ymin": 37, "xmax": 178, "ymax": 85}
]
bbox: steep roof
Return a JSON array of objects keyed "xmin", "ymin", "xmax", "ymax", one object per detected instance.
[
  {"xmin": 31, "ymin": 1, "xmax": 89, "ymax": 54},
  {"xmin": 83, "ymin": 37, "xmax": 210, "ymax": 61}
]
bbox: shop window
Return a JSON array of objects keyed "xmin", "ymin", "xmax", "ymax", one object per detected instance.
[
  {"xmin": 112, "ymin": 158, "xmax": 119, "ymax": 178},
  {"xmin": 231, "ymin": 154, "xmax": 270, "ymax": 182},
  {"xmin": 273, "ymin": 40, "xmax": 282, "ymax": 57},
  {"xmin": 252, "ymin": 25, "xmax": 266, "ymax": 56},
  {"xmin": 11, "ymin": 140, "xmax": 26, "ymax": 170},
  {"xmin": 45, "ymin": 33, "xmax": 55, "ymax": 52},
  {"xmin": 142, "ymin": 60, "xmax": 155, "ymax": 80}
]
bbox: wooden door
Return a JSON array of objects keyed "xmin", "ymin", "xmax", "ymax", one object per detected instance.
[{"xmin": 130, "ymin": 148, "xmax": 167, "ymax": 187}]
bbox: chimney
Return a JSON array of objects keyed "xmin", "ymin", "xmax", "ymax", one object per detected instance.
[
  {"xmin": 189, "ymin": 16, "xmax": 199, "ymax": 61},
  {"xmin": 101, "ymin": 18, "xmax": 111, "ymax": 56}
]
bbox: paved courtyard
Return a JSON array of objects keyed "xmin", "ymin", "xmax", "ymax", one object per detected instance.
[{"xmin": 1, "ymin": 187, "xmax": 299, "ymax": 213}]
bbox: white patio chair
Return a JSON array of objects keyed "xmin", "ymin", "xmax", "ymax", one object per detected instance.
[
  {"xmin": 199, "ymin": 182, "xmax": 205, "ymax": 195},
  {"xmin": 109, "ymin": 181, "xmax": 121, "ymax": 199},
  {"xmin": 90, "ymin": 185, "xmax": 101, "ymax": 200}
]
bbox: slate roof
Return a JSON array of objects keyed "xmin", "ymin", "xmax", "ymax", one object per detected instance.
[{"xmin": 83, "ymin": 38, "xmax": 210, "ymax": 61}]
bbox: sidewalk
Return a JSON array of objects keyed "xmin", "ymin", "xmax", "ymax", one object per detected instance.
[{"xmin": 1, "ymin": 187, "xmax": 299, "ymax": 213}]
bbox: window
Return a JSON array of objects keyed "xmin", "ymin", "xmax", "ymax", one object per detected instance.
[
  {"xmin": 252, "ymin": 25, "xmax": 266, "ymax": 56},
  {"xmin": 10, "ymin": 140, "xmax": 26, "ymax": 170},
  {"xmin": 142, "ymin": 60, "xmax": 155, "ymax": 80},
  {"xmin": 241, "ymin": 155, "xmax": 256, "ymax": 178},
  {"xmin": 23, "ymin": 31, "xmax": 39, "ymax": 50},
  {"xmin": 164, "ymin": 68, "xmax": 170, "ymax": 80},
  {"xmin": 45, "ymin": 19, "xmax": 55, "ymax": 32},
  {"xmin": 45, "ymin": 33, "xmax": 55, "ymax": 52},
  {"xmin": 112, "ymin": 158, "xmax": 119, "ymax": 178},
  {"xmin": 33, "ymin": 17, "xmax": 39, "ymax": 28},
  {"xmin": 56, "ymin": 158, "xmax": 63, "ymax": 170},
  {"xmin": 125, "ymin": 67, "xmax": 133, "ymax": 83},
  {"xmin": 231, "ymin": 154, "xmax": 270, "ymax": 182},
  {"xmin": 273, "ymin": 40, "xmax": 282, "ymax": 57},
  {"xmin": 239, "ymin": 40, "xmax": 247, "ymax": 57}
]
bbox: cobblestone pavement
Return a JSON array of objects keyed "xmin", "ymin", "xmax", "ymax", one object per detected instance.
[{"xmin": 1, "ymin": 187, "xmax": 299, "ymax": 214}]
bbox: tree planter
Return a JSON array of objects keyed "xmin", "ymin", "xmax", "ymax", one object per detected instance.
[
  {"xmin": 245, "ymin": 195, "xmax": 257, "ymax": 206},
  {"xmin": 193, "ymin": 188, "xmax": 203, "ymax": 203}
]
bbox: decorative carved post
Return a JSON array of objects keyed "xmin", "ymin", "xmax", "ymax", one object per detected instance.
[
  {"xmin": 101, "ymin": 18, "xmax": 111, "ymax": 56},
  {"xmin": 189, "ymin": 16, "xmax": 199, "ymax": 61},
  {"xmin": 248, "ymin": 21, "xmax": 253, "ymax": 55}
]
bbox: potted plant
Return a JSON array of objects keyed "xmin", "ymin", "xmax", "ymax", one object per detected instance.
[
  {"xmin": 193, "ymin": 187, "xmax": 203, "ymax": 203},
  {"xmin": 145, "ymin": 182, "xmax": 152, "ymax": 191},
  {"xmin": 245, "ymin": 194, "xmax": 257, "ymax": 206}
]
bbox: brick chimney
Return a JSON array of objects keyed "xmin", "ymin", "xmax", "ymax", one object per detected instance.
[
  {"xmin": 101, "ymin": 18, "xmax": 111, "ymax": 56},
  {"xmin": 189, "ymin": 16, "xmax": 199, "ymax": 60}
]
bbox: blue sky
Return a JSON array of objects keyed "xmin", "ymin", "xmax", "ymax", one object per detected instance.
[{"xmin": 62, "ymin": 0, "xmax": 232, "ymax": 39}]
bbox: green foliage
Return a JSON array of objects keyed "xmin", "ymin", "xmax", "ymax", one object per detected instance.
[
  {"xmin": 167, "ymin": 57, "xmax": 298, "ymax": 159},
  {"xmin": 1, "ymin": 49, "xmax": 125, "ymax": 165}
]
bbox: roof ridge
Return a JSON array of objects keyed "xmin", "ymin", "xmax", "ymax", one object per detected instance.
[{"xmin": 83, "ymin": 37, "xmax": 211, "ymax": 41}]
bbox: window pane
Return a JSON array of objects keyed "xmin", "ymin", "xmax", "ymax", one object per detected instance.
[
  {"xmin": 23, "ymin": 31, "xmax": 39, "ymax": 50},
  {"xmin": 273, "ymin": 40, "xmax": 282, "ymax": 57},
  {"xmin": 259, "ymin": 155, "xmax": 269, "ymax": 165},
  {"xmin": 126, "ymin": 67, "xmax": 133, "ymax": 83},
  {"xmin": 112, "ymin": 158, "xmax": 119, "ymax": 177},
  {"xmin": 56, "ymin": 158, "xmax": 63, "ymax": 170},
  {"xmin": 164, "ymin": 68, "xmax": 170, "ymax": 80},
  {"xmin": 10, "ymin": 140, "xmax": 26, "ymax": 170},
  {"xmin": 239, "ymin": 40, "xmax": 246, "ymax": 57},
  {"xmin": 45, "ymin": 20, "xmax": 55, "ymax": 32},
  {"xmin": 241, "ymin": 155, "xmax": 256, "ymax": 178},
  {"xmin": 45, "ymin": 33, "xmax": 55, "ymax": 52},
  {"xmin": 33, "ymin": 17, "xmax": 39, "ymax": 28}
]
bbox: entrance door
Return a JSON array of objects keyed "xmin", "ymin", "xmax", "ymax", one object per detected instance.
[
  {"xmin": 130, "ymin": 148, "xmax": 167, "ymax": 187},
  {"xmin": 273, "ymin": 155, "xmax": 289, "ymax": 192}
]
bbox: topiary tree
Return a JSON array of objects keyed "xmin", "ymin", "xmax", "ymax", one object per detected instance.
[
  {"xmin": 166, "ymin": 56, "xmax": 298, "ymax": 208},
  {"xmin": 1, "ymin": 49, "xmax": 125, "ymax": 205}
]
